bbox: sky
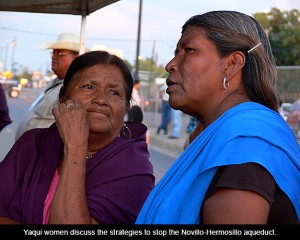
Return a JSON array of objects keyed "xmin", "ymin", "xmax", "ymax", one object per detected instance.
[{"xmin": 0, "ymin": 0, "xmax": 299, "ymax": 75}]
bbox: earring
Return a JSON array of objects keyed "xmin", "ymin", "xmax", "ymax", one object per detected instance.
[
  {"xmin": 120, "ymin": 123, "xmax": 132, "ymax": 139},
  {"xmin": 223, "ymin": 77, "xmax": 229, "ymax": 90}
]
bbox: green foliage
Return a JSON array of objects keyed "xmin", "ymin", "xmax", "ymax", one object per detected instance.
[
  {"xmin": 253, "ymin": 8, "xmax": 300, "ymax": 66},
  {"xmin": 138, "ymin": 57, "xmax": 164, "ymax": 76},
  {"xmin": 277, "ymin": 66, "xmax": 300, "ymax": 102},
  {"xmin": 13, "ymin": 64, "xmax": 31, "ymax": 81},
  {"xmin": 124, "ymin": 59, "xmax": 133, "ymax": 72}
]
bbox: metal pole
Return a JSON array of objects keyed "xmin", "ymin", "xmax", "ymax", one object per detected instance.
[
  {"xmin": 5, "ymin": 43, "xmax": 9, "ymax": 71},
  {"xmin": 79, "ymin": 0, "xmax": 87, "ymax": 55},
  {"xmin": 135, "ymin": 0, "xmax": 142, "ymax": 81},
  {"xmin": 10, "ymin": 37, "xmax": 17, "ymax": 78}
]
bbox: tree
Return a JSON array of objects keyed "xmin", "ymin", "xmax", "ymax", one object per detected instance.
[{"xmin": 253, "ymin": 8, "xmax": 300, "ymax": 66}]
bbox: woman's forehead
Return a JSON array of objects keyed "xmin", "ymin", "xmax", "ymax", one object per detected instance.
[{"xmin": 74, "ymin": 65, "xmax": 124, "ymax": 80}]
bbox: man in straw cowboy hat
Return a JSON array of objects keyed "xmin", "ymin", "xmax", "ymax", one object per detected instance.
[{"xmin": 15, "ymin": 33, "xmax": 89, "ymax": 140}]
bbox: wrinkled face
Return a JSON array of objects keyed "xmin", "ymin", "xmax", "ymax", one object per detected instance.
[
  {"xmin": 165, "ymin": 26, "xmax": 226, "ymax": 116},
  {"xmin": 51, "ymin": 49, "xmax": 78, "ymax": 80},
  {"xmin": 65, "ymin": 64, "xmax": 128, "ymax": 135}
]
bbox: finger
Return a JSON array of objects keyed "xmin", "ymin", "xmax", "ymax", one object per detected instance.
[{"xmin": 52, "ymin": 108, "xmax": 60, "ymax": 119}]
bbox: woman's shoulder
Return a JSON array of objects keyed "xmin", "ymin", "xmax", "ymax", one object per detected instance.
[
  {"xmin": 125, "ymin": 121, "xmax": 147, "ymax": 138},
  {"xmin": 205, "ymin": 163, "xmax": 299, "ymax": 223}
]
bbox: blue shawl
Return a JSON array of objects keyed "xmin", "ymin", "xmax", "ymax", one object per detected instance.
[{"xmin": 136, "ymin": 102, "xmax": 300, "ymax": 224}]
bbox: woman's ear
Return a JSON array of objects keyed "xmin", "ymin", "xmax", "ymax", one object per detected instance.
[{"xmin": 225, "ymin": 51, "xmax": 246, "ymax": 80}]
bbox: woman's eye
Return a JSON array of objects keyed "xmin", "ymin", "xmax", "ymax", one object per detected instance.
[
  {"xmin": 108, "ymin": 89, "xmax": 124, "ymax": 101},
  {"xmin": 83, "ymin": 85, "xmax": 94, "ymax": 90},
  {"xmin": 110, "ymin": 90, "xmax": 119, "ymax": 96},
  {"xmin": 185, "ymin": 48, "xmax": 193, "ymax": 53}
]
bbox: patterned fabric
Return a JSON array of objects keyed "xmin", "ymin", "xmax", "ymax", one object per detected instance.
[
  {"xmin": 15, "ymin": 78, "xmax": 62, "ymax": 140},
  {"xmin": 136, "ymin": 102, "xmax": 300, "ymax": 224}
]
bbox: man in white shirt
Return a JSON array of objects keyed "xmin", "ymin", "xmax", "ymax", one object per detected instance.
[
  {"xmin": 156, "ymin": 83, "xmax": 171, "ymax": 135},
  {"xmin": 15, "ymin": 33, "xmax": 88, "ymax": 140},
  {"xmin": 130, "ymin": 79, "xmax": 143, "ymax": 109}
]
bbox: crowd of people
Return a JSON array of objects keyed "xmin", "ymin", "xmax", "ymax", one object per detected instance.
[{"xmin": 1, "ymin": 9, "xmax": 299, "ymax": 225}]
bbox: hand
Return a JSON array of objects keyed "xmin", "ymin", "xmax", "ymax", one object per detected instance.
[{"xmin": 52, "ymin": 100, "xmax": 89, "ymax": 150}]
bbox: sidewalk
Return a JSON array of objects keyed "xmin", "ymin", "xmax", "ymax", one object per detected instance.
[{"xmin": 143, "ymin": 111, "xmax": 190, "ymax": 158}]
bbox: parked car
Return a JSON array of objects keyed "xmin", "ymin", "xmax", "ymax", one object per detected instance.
[
  {"xmin": 285, "ymin": 99, "xmax": 300, "ymax": 135},
  {"xmin": 0, "ymin": 79, "xmax": 21, "ymax": 98},
  {"xmin": 8, "ymin": 83, "xmax": 22, "ymax": 98}
]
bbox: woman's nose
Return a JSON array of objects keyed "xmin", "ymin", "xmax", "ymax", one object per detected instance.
[
  {"xmin": 165, "ymin": 57, "xmax": 176, "ymax": 73},
  {"xmin": 91, "ymin": 92, "xmax": 108, "ymax": 105}
]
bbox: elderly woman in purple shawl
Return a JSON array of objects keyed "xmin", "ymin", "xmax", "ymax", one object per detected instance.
[{"xmin": 0, "ymin": 51, "xmax": 155, "ymax": 224}]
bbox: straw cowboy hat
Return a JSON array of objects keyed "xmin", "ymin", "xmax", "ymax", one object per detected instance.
[{"xmin": 43, "ymin": 33, "xmax": 90, "ymax": 53}]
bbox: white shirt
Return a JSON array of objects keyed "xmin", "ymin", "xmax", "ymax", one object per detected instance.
[
  {"xmin": 131, "ymin": 87, "xmax": 142, "ymax": 107},
  {"xmin": 159, "ymin": 83, "xmax": 169, "ymax": 101},
  {"xmin": 15, "ymin": 78, "xmax": 62, "ymax": 140}
]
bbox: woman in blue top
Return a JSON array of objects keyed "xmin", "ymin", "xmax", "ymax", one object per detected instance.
[{"xmin": 136, "ymin": 10, "xmax": 300, "ymax": 224}]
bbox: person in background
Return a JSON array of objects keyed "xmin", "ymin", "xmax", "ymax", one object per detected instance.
[
  {"xmin": 186, "ymin": 116, "xmax": 199, "ymax": 134},
  {"xmin": 130, "ymin": 79, "xmax": 143, "ymax": 109},
  {"xmin": 0, "ymin": 83, "xmax": 12, "ymax": 132},
  {"xmin": 136, "ymin": 11, "xmax": 300, "ymax": 224},
  {"xmin": 156, "ymin": 83, "xmax": 171, "ymax": 135},
  {"xmin": 183, "ymin": 116, "xmax": 200, "ymax": 149},
  {"xmin": 278, "ymin": 99, "xmax": 288, "ymax": 121},
  {"xmin": 169, "ymin": 109, "xmax": 182, "ymax": 139},
  {"xmin": 15, "ymin": 33, "xmax": 85, "ymax": 140},
  {"xmin": 0, "ymin": 51, "xmax": 154, "ymax": 224},
  {"xmin": 127, "ymin": 105, "xmax": 150, "ymax": 148}
]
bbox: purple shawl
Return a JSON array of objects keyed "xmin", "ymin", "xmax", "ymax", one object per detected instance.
[
  {"xmin": 0, "ymin": 122, "xmax": 154, "ymax": 224},
  {"xmin": 0, "ymin": 84, "xmax": 12, "ymax": 131}
]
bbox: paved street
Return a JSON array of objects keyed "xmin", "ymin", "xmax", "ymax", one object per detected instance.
[{"xmin": 143, "ymin": 111, "xmax": 190, "ymax": 158}]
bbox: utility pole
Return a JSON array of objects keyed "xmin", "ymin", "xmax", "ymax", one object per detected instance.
[
  {"xmin": 10, "ymin": 37, "xmax": 17, "ymax": 78},
  {"xmin": 149, "ymin": 40, "xmax": 156, "ymax": 97},
  {"xmin": 135, "ymin": 0, "xmax": 142, "ymax": 81}
]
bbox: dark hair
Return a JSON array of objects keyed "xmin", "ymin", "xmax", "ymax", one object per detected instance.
[
  {"xmin": 127, "ymin": 105, "xmax": 143, "ymax": 122},
  {"xmin": 182, "ymin": 11, "xmax": 279, "ymax": 111},
  {"xmin": 133, "ymin": 79, "xmax": 140, "ymax": 85},
  {"xmin": 59, "ymin": 51, "xmax": 133, "ymax": 107}
]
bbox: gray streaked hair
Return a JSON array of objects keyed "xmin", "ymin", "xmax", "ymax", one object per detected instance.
[{"xmin": 182, "ymin": 11, "xmax": 279, "ymax": 111}]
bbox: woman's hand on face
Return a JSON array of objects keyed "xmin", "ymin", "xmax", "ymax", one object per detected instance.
[{"xmin": 52, "ymin": 100, "xmax": 89, "ymax": 148}]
